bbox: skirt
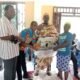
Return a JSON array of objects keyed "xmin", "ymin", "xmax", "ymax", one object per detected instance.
[{"xmin": 57, "ymin": 54, "xmax": 71, "ymax": 72}]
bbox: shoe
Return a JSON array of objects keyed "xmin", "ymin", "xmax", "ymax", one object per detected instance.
[
  {"xmin": 23, "ymin": 73, "xmax": 30, "ymax": 79},
  {"xmin": 46, "ymin": 72, "xmax": 51, "ymax": 76},
  {"xmin": 57, "ymin": 73, "xmax": 63, "ymax": 80},
  {"xmin": 74, "ymin": 75, "xmax": 80, "ymax": 80},
  {"xmin": 34, "ymin": 72, "xmax": 39, "ymax": 76},
  {"xmin": 57, "ymin": 73, "xmax": 59, "ymax": 77}
]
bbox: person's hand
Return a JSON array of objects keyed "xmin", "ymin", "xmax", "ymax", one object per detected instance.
[
  {"xmin": 0, "ymin": 35, "xmax": 18, "ymax": 44},
  {"xmin": 10, "ymin": 35, "xmax": 19, "ymax": 44},
  {"xmin": 14, "ymin": 36, "xmax": 23, "ymax": 42},
  {"xmin": 13, "ymin": 36, "xmax": 26, "ymax": 44},
  {"xmin": 53, "ymin": 47, "xmax": 58, "ymax": 51}
]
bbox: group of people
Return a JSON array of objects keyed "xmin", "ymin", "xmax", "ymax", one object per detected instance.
[
  {"xmin": 0, "ymin": 4, "xmax": 80, "ymax": 80},
  {"xmin": 53, "ymin": 24, "xmax": 80, "ymax": 80},
  {"xmin": 0, "ymin": 4, "xmax": 52, "ymax": 80}
]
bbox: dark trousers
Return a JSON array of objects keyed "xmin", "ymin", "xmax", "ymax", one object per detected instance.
[
  {"xmin": 16, "ymin": 50, "xmax": 27, "ymax": 80},
  {"xmin": 47, "ymin": 64, "xmax": 51, "ymax": 72},
  {"xmin": 71, "ymin": 52, "xmax": 78, "ymax": 77},
  {"xmin": 0, "ymin": 58, "xmax": 3, "ymax": 70},
  {"xmin": 4, "ymin": 57, "xmax": 17, "ymax": 80}
]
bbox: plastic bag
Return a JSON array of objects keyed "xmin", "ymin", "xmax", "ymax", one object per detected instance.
[
  {"xmin": 34, "ymin": 50, "xmax": 54, "ymax": 58},
  {"xmin": 26, "ymin": 61, "xmax": 34, "ymax": 72}
]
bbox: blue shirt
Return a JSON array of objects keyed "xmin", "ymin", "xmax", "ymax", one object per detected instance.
[
  {"xmin": 20, "ymin": 28, "xmax": 36, "ymax": 43},
  {"xmin": 20, "ymin": 28, "xmax": 35, "ymax": 61},
  {"xmin": 20, "ymin": 28, "xmax": 34, "ymax": 40},
  {"xmin": 57, "ymin": 32, "xmax": 73, "ymax": 56}
]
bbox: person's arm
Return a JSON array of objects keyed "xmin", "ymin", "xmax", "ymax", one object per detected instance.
[
  {"xmin": 0, "ymin": 35, "xmax": 14, "ymax": 41},
  {"xmin": 0, "ymin": 35, "xmax": 25, "ymax": 45},
  {"xmin": 14, "ymin": 35, "xmax": 24, "ymax": 42},
  {"xmin": 53, "ymin": 33, "xmax": 73, "ymax": 51},
  {"xmin": 53, "ymin": 40, "xmax": 69, "ymax": 51}
]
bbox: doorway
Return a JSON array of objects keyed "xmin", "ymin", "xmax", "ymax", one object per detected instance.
[
  {"xmin": 61, "ymin": 17, "xmax": 80, "ymax": 40},
  {"xmin": 53, "ymin": 7, "xmax": 80, "ymax": 40}
]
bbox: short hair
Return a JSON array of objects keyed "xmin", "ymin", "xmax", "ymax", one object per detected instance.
[
  {"xmin": 30, "ymin": 21, "xmax": 37, "ymax": 26},
  {"xmin": 43, "ymin": 14, "xmax": 49, "ymax": 19},
  {"xmin": 4, "ymin": 5, "xmax": 13, "ymax": 11},
  {"xmin": 64, "ymin": 22, "xmax": 71, "ymax": 29}
]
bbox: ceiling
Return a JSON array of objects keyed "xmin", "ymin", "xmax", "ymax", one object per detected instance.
[{"xmin": 1, "ymin": 0, "xmax": 80, "ymax": 7}]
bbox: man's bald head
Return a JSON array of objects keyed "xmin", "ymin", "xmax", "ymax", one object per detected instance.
[
  {"xmin": 4, "ymin": 5, "xmax": 15, "ymax": 20},
  {"xmin": 43, "ymin": 14, "xmax": 49, "ymax": 24}
]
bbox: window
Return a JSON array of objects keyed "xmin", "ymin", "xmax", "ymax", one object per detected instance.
[{"xmin": 0, "ymin": 2, "xmax": 25, "ymax": 32}]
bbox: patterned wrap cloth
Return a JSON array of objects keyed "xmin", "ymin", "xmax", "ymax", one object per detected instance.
[{"xmin": 34, "ymin": 25, "xmax": 58, "ymax": 70}]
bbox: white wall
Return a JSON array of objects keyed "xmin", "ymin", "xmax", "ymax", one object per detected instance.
[
  {"xmin": 34, "ymin": 0, "xmax": 80, "ymax": 23},
  {"xmin": 2, "ymin": 0, "xmax": 80, "ymax": 23},
  {"xmin": 61, "ymin": 17, "xmax": 80, "ymax": 40},
  {"xmin": 34, "ymin": 0, "xmax": 80, "ymax": 7}
]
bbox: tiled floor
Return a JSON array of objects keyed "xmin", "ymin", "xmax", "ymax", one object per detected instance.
[
  {"xmin": 0, "ymin": 70, "xmax": 73, "ymax": 80},
  {"xmin": 0, "ymin": 52, "xmax": 78, "ymax": 80},
  {"xmin": 33, "ymin": 72, "xmax": 73, "ymax": 80}
]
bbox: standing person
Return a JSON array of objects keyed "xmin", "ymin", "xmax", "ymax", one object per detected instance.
[
  {"xmin": 38, "ymin": 14, "xmax": 51, "ymax": 31},
  {"xmin": 35, "ymin": 14, "xmax": 57, "ymax": 76},
  {"xmin": 71, "ymin": 34, "xmax": 80, "ymax": 80},
  {"xmin": 53, "ymin": 23, "xmax": 73, "ymax": 80},
  {"xmin": 0, "ymin": 5, "xmax": 22, "ymax": 80},
  {"xmin": 16, "ymin": 41, "xmax": 29, "ymax": 80},
  {"xmin": 18, "ymin": 21, "xmax": 38, "ymax": 79}
]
